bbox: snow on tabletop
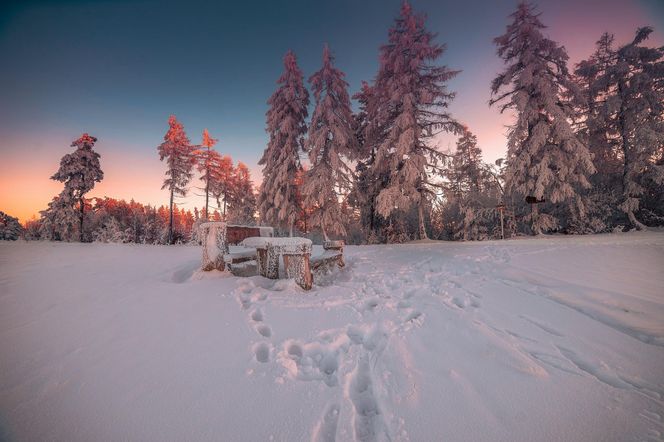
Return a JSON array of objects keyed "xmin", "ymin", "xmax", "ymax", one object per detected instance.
[
  {"xmin": 242, "ymin": 236, "xmax": 312, "ymax": 248},
  {"xmin": 1, "ymin": 232, "xmax": 663, "ymax": 441}
]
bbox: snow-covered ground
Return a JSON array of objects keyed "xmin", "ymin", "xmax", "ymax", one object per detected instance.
[{"xmin": 1, "ymin": 233, "xmax": 663, "ymax": 442}]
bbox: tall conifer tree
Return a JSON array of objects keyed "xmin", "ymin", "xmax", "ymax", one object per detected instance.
[
  {"xmin": 303, "ymin": 45, "xmax": 358, "ymax": 240},
  {"xmin": 158, "ymin": 115, "xmax": 196, "ymax": 244},
  {"xmin": 195, "ymin": 128, "xmax": 221, "ymax": 221},
  {"xmin": 490, "ymin": 2, "xmax": 595, "ymax": 234},
  {"xmin": 50, "ymin": 133, "xmax": 103, "ymax": 242},
  {"xmin": 258, "ymin": 51, "xmax": 309, "ymax": 235},
  {"xmin": 593, "ymin": 28, "xmax": 664, "ymax": 229},
  {"xmin": 372, "ymin": 1, "xmax": 460, "ymax": 240}
]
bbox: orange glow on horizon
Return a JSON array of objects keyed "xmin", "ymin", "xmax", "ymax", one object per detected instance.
[{"xmin": 0, "ymin": 135, "xmax": 264, "ymax": 223}]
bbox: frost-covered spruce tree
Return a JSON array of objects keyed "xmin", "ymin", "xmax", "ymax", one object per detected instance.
[
  {"xmin": 0, "ymin": 211, "xmax": 23, "ymax": 240},
  {"xmin": 444, "ymin": 128, "xmax": 504, "ymax": 240},
  {"xmin": 594, "ymin": 28, "xmax": 664, "ymax": 229},
  {"xmin": 350, "ymin": 81, "xmax": 389, "ymax": 241},
  {"xmin": 227, "ymin": 162, "xmax": 257, "ymax": 225},
  {"xmin": 373, "ymin": 1, "xmax": 460, "ymax": 240},
  {"xmin": 490, "ymin": 2, "xmax": 595, "ymax": 234},
  {"xmin": 158, "ymin": 115, "xmax": 196, "ymax": 244},
  {"xmin": 575, "ymin": 33, "xmax": 621, "ymax": 181},
  {"xmin": 258, "ymin": 51, "xmax": 309, "ymax": 236},
  {"xmin": 194, "ymin": 129, "xmax": 221, "ymax": 221},
  {"xmin": 50, "ymin": 133, "xmax": 104, "ymax": 242},
  {"xmin": 573, "ymin": 33, "xmax": 622, "ymax": 232},
  {"xmin": 303, "ymin": 45, "xmax": 358, "ymax": 240},
  {"xmin": 452, "ymin": 129, "xmax": 485, "ymax": 194}
]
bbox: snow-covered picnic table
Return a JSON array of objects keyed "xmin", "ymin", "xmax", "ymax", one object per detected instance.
[{"xmin": 242, "ymin": 237, "xmax": 313, "ymax": 289}]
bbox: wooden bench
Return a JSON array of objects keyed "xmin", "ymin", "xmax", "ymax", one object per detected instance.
[
  {"xmin": 200, "ymin": 222, "xmax": 274, "ymax": 271},
  {"xmin": 311, "ymin": 240, "xmax": 345, "ymax": 273}
]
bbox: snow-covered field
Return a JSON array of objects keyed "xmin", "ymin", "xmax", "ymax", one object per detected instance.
[{"xmin": 1, "ymin": 233, "xmax": 663, "ymax": 442}]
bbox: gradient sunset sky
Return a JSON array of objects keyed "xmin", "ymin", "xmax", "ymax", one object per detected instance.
[{"xmin": 1, "ymin": 0, "xmax": 663, "ymax": 222}]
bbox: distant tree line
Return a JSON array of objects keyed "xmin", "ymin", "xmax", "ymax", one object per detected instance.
[{"xmin": 11, "ymin": 124, "xmax": 257, "ymax": 244}]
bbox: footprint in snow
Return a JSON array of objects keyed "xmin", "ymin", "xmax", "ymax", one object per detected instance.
[
  {"xmin": 313, "ymin": 403, "xmax": 340, "ymax": 442},
  {"xmin": 256, "ymin": 324, "xmax": 272, "ymax": 338},
  {"xmin": 287, "ymin": 343, "xmax": 303, "ymax": 359},
  {"xmin": 364, "ymin": 298, "xmax": 380, "ymax": 311},
  {"xmin": 253, "ymin": 342, "xmax": 271, "ymax": 363},
  {"xmin": 250, "ymin": 308, "xmax": 263, "ymax": 322},
  {"xmin": 404, "ymin": 310, "xmax": 422, "ymax": 322}
]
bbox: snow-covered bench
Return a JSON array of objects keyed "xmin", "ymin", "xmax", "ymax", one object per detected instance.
[
  {"xmin": 311, "ymin": 240, "xmax": 345, "ymax": 272},
  {"xmin": 242, "ymin": 237, "xmax": 313, "ymax": 290},
  {"xmin": 200, "ymin": 222, "xmax": 274, "ymax": 271}
]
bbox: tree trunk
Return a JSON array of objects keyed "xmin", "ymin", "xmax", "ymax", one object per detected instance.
[
  {"xmin": 223, "ymin": 190, "xmax": 227, "ymax": 220},
  {"xmin": 79, "ymin": 196, "xmax": 85, "ymax": 242},
  {"xmin": 617, "ymin": 81, "xmax": 644, "ymax": 230},
  {"xmin": 169, "ymin": 188, "xmax": 174, "ymax": 245},
  {"xmin": 205, "ymin": 176, "xmax": 210, "ymax": 221},
  {"xmin": 417, "ymin": 202, "xmax": 428, "ymax": 240}
]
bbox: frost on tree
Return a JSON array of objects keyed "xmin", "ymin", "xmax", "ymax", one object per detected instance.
[
  {"xmin": 446, "ymin": 128, "xmax": 504, "ymax": 240},
  {"xmin": 349, "ymin": 81, "xmax": 390, "ymax": 241},
  {"xmin": 258, "ymin": 51, "xmax": 309, "ymax": 236},
  {"xmin": 578, "ymin": 28, "xmax": 664, "ymax": 230},
  {"xmin": 47, "ymin": 133, "xmax": 104, "ymax": 242},
  {"xmin": 158, "ymin": 115, "xmax": 196, "ymax": 244},
  {"xmin": 572, "ymin": 33, "xmax": 622, "ymax": 233},
  {"xmin": 490, "ymin": 2, "xmax": 595, "ymax": 235},
  {"xmin": 372, "ymin": 1, "xmax": 460, "ymax": 240},
  {"xmin": 227, "ymin": 162, "xmax": 257, "ymax": 225},
  {"xmin": 194, "ymin": 128, "xmax": 221, "ymax": 221},
  {"xmin": 303, "ymin": 45, "xmax": 358, "ymax": 241},
  {"xmin": 0, "ymin": 211, "xmax": 23, "ymax": 240},
  {"xmin": 212, "ymin": 155, "xmax": 235, "ymax": 219}
]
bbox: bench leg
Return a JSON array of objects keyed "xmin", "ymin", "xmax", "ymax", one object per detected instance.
[{"xmin": 256, "ymin": 248, "xmax": 268, "ymax": 277}]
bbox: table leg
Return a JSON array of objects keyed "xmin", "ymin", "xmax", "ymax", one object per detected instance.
[
  {"xmin": 285, "ymin": 253, "xmax": 312, "ymax": 290},
  {"xmin": 265, "ymin": 246, "xmax": 280, "ymax": 279}
]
